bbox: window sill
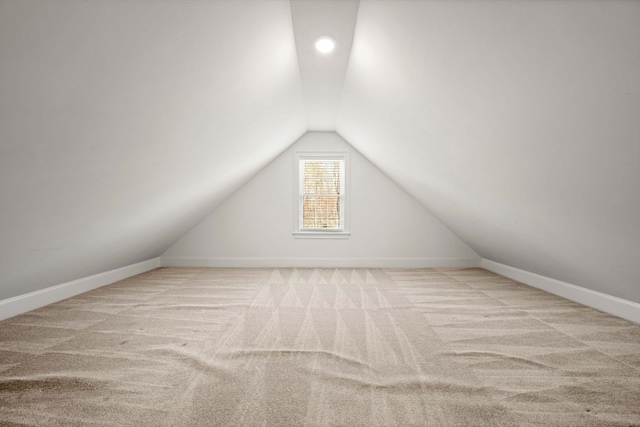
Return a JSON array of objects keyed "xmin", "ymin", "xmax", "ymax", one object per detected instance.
[{"xmin": 293, "ymin": 231, "xmax": 351, "ymax": 239}]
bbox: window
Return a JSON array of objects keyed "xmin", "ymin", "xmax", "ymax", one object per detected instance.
[{"xmin": 294, "ymin": 152, "xmax": 350, "ymax": 238}]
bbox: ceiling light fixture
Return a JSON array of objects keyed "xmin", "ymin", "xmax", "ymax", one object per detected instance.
[{"xmin": 314, "ymin": 36, "xmax": 336, "ymax": 53}]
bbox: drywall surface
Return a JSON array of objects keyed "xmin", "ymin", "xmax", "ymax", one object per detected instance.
[
  {"xmin": 0, "ymin": 0, "xmax": 306, "ymax": 300},
  {"xmin": 290, "ymin": 0, "xmax": 359, "ymax": 130},
  {"xmin": 164, "ymin": 132, "xmax": 479, "ymax": 264},
  {"xmin": 338, "ymin": 0, "xmax": 640, "ymax": 302}
]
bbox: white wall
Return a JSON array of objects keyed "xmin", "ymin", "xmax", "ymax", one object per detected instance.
[
  {"xmin": 0, "ymin": 0, "xmax": 305, "ymax": 300},
  {"xmin": 338, "ymin": 0, "xmax": 640, "ymax": 302},
  {"xmin": 163, "ymin": 132, "xmax": 479, "ymax": 267}
]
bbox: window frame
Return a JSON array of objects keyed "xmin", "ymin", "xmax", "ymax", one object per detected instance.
[{"xmin": 293, "ymin": 151, "xmax": 350, "ymax": 239}]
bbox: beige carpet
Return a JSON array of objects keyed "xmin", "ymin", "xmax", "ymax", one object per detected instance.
[{"xmin": 0, "ymin": 268, "xmax": 638, "ymax": 426}]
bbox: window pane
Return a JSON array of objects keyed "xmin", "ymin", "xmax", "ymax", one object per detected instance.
[
  {"xmin": 298, "ymin": 157, "xmax": 345, "ymax": 232},
  {"xmin": 303, "ymin": 161, "xmax": 341, "ymax": 195},
  {"xmin": 302, "ymin": 196, "xmax": 341, "ymax": 229}
]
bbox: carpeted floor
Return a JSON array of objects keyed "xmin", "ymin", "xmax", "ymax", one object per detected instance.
[{"xmin": 0, "ymin": 267, "xmax": 638, "ymax": 426}]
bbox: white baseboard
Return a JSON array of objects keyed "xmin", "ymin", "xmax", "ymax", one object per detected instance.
[
  {"xmin": 482, "ymin": 259, "xmax": 640, "ymax": 324},
  {"xmin": 0, "ymin": 258, "xmax": 161, "ymax": 321},
  {"xmin": 3, "ymin": 257, "xmax": 634, "ymax": 324},
  {"xmin": 161, "ymin": 256, "xmax": 482, "ymax": 269}
]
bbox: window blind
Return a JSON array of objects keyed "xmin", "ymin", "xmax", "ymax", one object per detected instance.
[{"xmin": 299, "ymin": 159, "xmax": 344, "ymax": 230}]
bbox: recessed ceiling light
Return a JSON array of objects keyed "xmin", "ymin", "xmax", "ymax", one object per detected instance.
[{"xmin": 314, "ymin": 36, "xmax": 336, "ymax": 53}]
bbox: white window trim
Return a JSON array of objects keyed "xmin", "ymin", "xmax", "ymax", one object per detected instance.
[{"xmin": 293, "ymin": 151, "xmax": 350, "ymax": 239}]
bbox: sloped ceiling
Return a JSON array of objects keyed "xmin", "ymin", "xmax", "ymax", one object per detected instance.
[
  {"xmin": 1, "ymin": 0, "xmax": 638, "ymax": 304},
  {"xmin": 0, "ymin": 0, "xmax": 306, "ymax": 299},
  {"xmin": 338, "ymin": 0, "xmax": 640, "ymax": 302}
]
